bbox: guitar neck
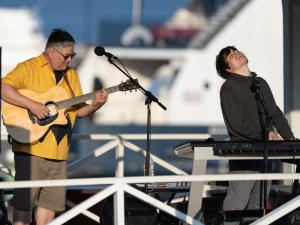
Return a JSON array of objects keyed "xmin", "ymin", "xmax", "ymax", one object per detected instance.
[{"xmin": 57, "ymin": 85, "xmax": 119, "ymax": 109}]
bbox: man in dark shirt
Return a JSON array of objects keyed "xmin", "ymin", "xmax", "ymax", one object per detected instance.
[{"xmin": 216, "ymin": 46, "xmax": 295, "ymax": 225}]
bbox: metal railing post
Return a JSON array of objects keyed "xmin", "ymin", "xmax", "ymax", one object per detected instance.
[
  {"xmin": 115, "ymin": 137, "xmax": 125, "ymax": 178},
  {"xmin": 114, "ymin": 138, "xmax": 125, "ymax": 225},
  {"xmin": 114, "ymin": 185, "xmax": 125, "ymax": 225}
]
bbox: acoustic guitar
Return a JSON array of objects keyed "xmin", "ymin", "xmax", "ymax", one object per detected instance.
[{"xmin": 2, "ymin": 79, "xmax": 138, "ymax": 143}]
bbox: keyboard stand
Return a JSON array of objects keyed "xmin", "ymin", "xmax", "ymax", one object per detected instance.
[{"xmin": 173, "ymin": 141, "xmax": 300, "ymax": 219}]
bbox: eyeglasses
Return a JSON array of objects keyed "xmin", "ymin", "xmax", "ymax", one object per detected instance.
[{"xmin": 55, "ymin": 49, "xmax": 77, "ymax": 60}]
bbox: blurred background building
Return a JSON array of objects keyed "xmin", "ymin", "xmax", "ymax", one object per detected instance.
[
  {"xmin": 1, "ymin": 0, "xmax": 299, "ymax": 177},
  {"xmin": 0, "ymin": 0, "xmax": 230, "ymax": 46}
]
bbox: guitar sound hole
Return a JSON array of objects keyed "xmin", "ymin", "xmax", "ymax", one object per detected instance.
[{"xmin": 37, "ymin": 102, "xmax": 58, "ymax": 126}]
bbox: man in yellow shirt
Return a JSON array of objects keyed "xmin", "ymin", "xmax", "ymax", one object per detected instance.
[{"xmin": 1, "ymin": 28, "xmax": 108, "ymax": 225}]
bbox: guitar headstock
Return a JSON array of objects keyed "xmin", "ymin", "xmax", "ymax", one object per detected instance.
[{"xmin": 118, "ymin": 79, "xmax": 139, "ymax": 92}]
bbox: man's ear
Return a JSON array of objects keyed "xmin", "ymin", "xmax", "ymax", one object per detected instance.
[{"xmin": 47, "ymin": 47, "xmax": 55, "ymax": 54}]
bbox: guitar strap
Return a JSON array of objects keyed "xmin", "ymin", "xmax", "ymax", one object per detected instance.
[
  {"xmin": 54, "ymin": 70, "xmax": 63, "ymax": 84},
  {"xmin": 54, "ymin": 70, "xmax": 74, "ymax": 97},
  {"xmin": 62, "ymin": 71, "xmax": 75, "ymax": 97}
]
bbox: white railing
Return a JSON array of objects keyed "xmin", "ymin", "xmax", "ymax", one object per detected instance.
[
  {"xmin": 68, "ymin": 133, "xmax": 207, "ymax": 177},
  {"xmin": 1, "ymin": 133, "xmax": 208, "ymax": 225},
  {"xmin": 1, "ymin": 133, "xmax": 300, "ymax": 225},
  {"xmin": 1, "ymin": 174, "xmax": 300, "ymax": 225}
]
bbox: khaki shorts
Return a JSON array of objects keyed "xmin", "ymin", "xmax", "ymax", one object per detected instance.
[{"xmin": 11, "ymin": 153, "xmax": 67, "ymax": 212}]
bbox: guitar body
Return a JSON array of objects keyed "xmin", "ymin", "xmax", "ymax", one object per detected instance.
[
  {"xmin": 2, "ymin": 86, "xmax": 70, "ymax": 143},
  {"xmin": 2, "ymin": 79, "xmax": 139, "ymax": 144}
]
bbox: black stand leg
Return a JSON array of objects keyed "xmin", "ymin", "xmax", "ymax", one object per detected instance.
[
  {"xmin": 251, "ymin": 74, "xmax": 272, "ymax": 212},
  {"xmin": 292, "ymin": 164, "xmax": 300, "ymax": 196},
  {"xmin": 144, "ymin": 96, "xmax": 154, "ymax": 191},
  {"xmin": 144, "ymin": 95, "xmax": 152, "ymax": 177}
]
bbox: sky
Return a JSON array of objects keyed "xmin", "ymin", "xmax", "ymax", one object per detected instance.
[{"xmin": 0, "ymin": 0, "xmax": 189, "ymax": 44}]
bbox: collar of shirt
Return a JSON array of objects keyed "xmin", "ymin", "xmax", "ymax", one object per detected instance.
[
  {"xmin": 37, "ymin": 53, "xmax": 48, "ymax": 67},
  {"xmin": 228, "ymin": 72, "xmax": 254, "ymax": 82},
  {"xmin": 37, "ymin": 53, "xmax": 70, "ymax": 73}
]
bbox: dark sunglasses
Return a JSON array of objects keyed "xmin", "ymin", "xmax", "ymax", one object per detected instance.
[{"xmin": 55, "ymin": 49, "xmax": 77, "ymax": 60}]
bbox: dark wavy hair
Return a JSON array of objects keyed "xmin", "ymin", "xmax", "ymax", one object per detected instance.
[{"xmin": 215, "ymin": 46, "xmax": 237, "ymax": 79}]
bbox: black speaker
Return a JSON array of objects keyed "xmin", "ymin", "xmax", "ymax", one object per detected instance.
[
  {"xmin": 99, "ymin": 193, "xmax": 183, "ymax": 225},
  {"xmin": 99, "ymin": 195, "xmax": 158, "ymax": 225}
]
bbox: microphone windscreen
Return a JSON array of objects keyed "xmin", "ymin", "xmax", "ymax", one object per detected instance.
[
  {"xmin": 251, "ymin": 72, "xmax": 257, "ymax": 78},
  {"xmin": 94, "ymin": 46, "xmax": 105, "ymax": 56}
]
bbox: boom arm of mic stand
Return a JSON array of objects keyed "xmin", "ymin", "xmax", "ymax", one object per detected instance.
[{"xmin": 107, "ymin": 57, "xmax": 167, "ymax": 111}]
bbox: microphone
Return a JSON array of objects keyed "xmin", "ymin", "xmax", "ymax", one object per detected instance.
[
  {"xmin": 94, "ymin": 46, "xmax": 118, "ymax": 60},
  {"xmin": 251, "ymin": 72, "xmax": 257, "ymax": 78},
  {"xmin": 251, "ymin": 72, "xmax": 260, "ymax": 93}
]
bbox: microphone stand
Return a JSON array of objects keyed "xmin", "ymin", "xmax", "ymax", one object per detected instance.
[
  {"xmin": 251, "ymin": 75, "xmax": 272, "ymax": 212},
  {"xmin": 106, "ymin": 55, "xmax": 167, "ymax": 192}
]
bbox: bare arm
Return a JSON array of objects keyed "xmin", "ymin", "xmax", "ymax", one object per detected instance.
[
  {"xmin": 76, "ymin": 90, "xmax": 108, "ymax": 117},
  {"xmin": 1, "ymin": 83, "xmax": 49, "ymax": 119}
]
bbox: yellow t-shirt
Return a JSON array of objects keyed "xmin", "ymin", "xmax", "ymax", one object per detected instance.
[{"xmin": 2, "ymin": 53, "xmax": 83, "ymax": 160}]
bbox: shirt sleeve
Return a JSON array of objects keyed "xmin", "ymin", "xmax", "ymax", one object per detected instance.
[
  {"xmin": 1, "ymin": 63, "xmax": 26, "ymax": 89},
  {"xmin": 259, "ymin": 78, "xmax": 294, "ymax": 139}
]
